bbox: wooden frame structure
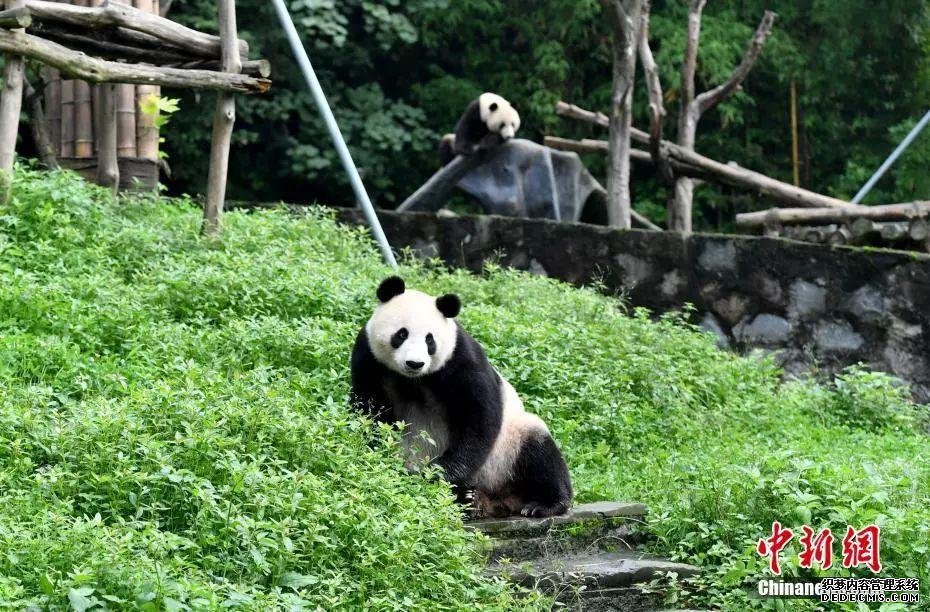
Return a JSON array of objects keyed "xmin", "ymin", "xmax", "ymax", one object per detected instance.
[{"xmin": 0, "ymin": 0, "xmax": 271, "ymax": 235}]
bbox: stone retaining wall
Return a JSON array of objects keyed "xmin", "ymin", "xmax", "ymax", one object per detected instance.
[{"xmin": 337, "ymin": 209, "xmax": 930, "ymax": 402}]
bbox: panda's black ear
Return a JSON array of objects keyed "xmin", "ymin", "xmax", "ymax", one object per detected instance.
[
  {"xmin": 377, "ymin": 276, "xmax": 405, "ymax": 303},
  {"xmin": 436, "ymin": 293, "xmax": 461, "ymax": 318},
  {"xmin": 489, "ymin": 102, "xmax": 499, "ymax": 112}
]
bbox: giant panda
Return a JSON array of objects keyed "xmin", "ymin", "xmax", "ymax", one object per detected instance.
[
  {"xmin": 350, "ymin": 276, "xmax": 573, "ymax": 518},
  {"xmin": 438, "ymin": 92, "xmax": 521, "ymax": 165}
]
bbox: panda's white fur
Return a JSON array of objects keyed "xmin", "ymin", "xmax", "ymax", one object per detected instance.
[
  {"xmin": 478, "ymin": 93, "xmax": 520, "ymax": 140},
  {"xmin": 351, "ymin": 277, "xmax": 573, "ymax": 518},
  {"xmin": 365, "ymin": 290, "xmax": 457, "ymax": 378}
]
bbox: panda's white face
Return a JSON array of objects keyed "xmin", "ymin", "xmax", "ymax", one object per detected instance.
[
  {"xmin": 366, "ymin": 286, "xmax": 459, "ymax": 378},
  {"xmin": 479, "ymin": 92, "xmax": 520, "ymax": 141}
]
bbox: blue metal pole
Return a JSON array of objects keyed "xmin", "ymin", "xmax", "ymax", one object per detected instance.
[
  {"xmin": 270, "ymin": 0, "xmax": 397, "ymax": 268},
  {"xmin": 851, "ymin": 109, "xmax": 930, "ymax": 205}
]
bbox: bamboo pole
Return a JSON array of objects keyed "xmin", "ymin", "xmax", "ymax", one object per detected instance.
[
  {"xmin": 113, "ymin": 0, "xmax": 136, "ymax": 158},
  {"xmin": 43, "ymin": 67, "xmax": 61, "ymax": 156},
  {"xmin": 116, "ymin": 83, "xmax": 136, "ymax": 157},
  {"xmin": 73, "ymin": 3, "xmax": 95, "ymax": 158},
  {"xmin": 202, "ymin": 0, "xmax": 241, "ymax": 236},
  {"xmin": 60, "ymin": 78, "xmax": 75, "ymax": 156},
  {"xmin": 0, "ymin": 0, "xmax": 27, "ymax": 200},
  {"xmin": 134, "ymin": 0, "xmax": 159, "ymax": 160}
]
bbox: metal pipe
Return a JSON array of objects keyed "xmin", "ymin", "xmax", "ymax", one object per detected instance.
[
  {"xmin": 851, "ymin": 108, "xmax": 930, "ymax": 205},
  {"xmin": 270, "ymin": 0, "xmax": 397, "ymax": 268}
]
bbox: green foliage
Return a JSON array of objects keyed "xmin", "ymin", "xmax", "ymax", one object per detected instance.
[{"xmin": 1, "ymin": 169, "xmax": 928, "ymax": 610}]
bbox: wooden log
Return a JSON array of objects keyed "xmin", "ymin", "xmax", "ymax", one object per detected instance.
[
  {"xmin": 43, "ymin": 66, "xmax": 60, "ymax": 156},
  {"xmin": 828, "ymin": 227, "xmax": 851, "ymax": 245},
  {"xmin": 849, "ymin": 217, "xmax": 879, "ymax": 240},
  {"xmin": 96, "ymin": 82, "xmax": 118, "ymax": 193},
  {"xmin": 202, "ymin": 0, "xmax": 241, "ymax": 237},
  {"xmin": 0, "ymin": 29, "xmax": 271, "ymax": 93},
  {"xmin": 0, "ymin": 5, "xmax": 30, "ymax": 28},
  {"xmin": 31, "ymin": 24, "xmax": 271, "ymax": 77},
  {"xmin": 22, "ymin": 74, "xmax": 58, "ymax": 168},
  {"xmin": 910, "ymin": 218, "xmax": 930, "ymax": 242},
  {"xmin": 879, "ymin": 222, "xmax": 909, "ymax": 241},
  {"xmin": 736, "ymin": 202, "xmax": 930, "ymax": 228},
  {"xmin": 0, "ymin": 0, "xmax": 27, "ymax": 199},
  {"xmin": 555, "ymin": 100, "xmax": 852, "ymax": 209},
  {"xmin": 23, "ymin": 0, "xmax": 249, "ymax": 60},
  {"xmin": 544, "ymin": 135, "xmax": 710, "ymax": 180}
]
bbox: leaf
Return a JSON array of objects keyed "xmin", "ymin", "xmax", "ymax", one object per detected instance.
[
  {"xmin": 39, "ymin": 574, "xmax": 55, "ymax": 596},
  {"xmin": 68, "ymin": 587, "xmax": 94, "ymax": 612},
  {"xmin": 279, "ymin": 572, "xmax": 320, "ymax": 590}
]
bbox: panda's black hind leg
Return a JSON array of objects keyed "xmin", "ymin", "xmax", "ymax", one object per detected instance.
[
  {"xmin": 510, "ymin": 432, "xmax": 573, "ymax": 518},
  {"xmin": 520, "ymin": 499, "xmax": 571, "ymax": 518}
]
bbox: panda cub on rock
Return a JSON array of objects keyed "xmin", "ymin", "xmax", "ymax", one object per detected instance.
[
  {"xmin": 350, "ymin": 276, "xmax": 572, "ymax": 518},
  {"xmin": 438, "ymin": 92, "xmax": 521, "ymax": 165}
]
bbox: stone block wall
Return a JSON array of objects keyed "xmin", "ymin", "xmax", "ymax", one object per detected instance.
[{"xmin": 337, "ymin": 209, "xmax": 930, "ymax": 402}]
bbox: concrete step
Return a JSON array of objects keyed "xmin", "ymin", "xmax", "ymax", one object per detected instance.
[
  {"xmin": 467, "ymin": 501, "xmax": 648, "ymax": 562},
  {"xmin": 491, "ymin": 551, "xmax": 700, "ymax": 611}
]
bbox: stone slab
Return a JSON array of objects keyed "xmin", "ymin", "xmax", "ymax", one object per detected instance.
[{"xmin": 467, "ymin": 501, "xmax": 647, "ymax": 536}]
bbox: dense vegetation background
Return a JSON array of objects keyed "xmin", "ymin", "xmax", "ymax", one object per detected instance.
[
  {"xmin": 1, "ymin": 167, "xmax": 928, "ymax": 609},
  {"xmin": 164, "ymin": 0, "xmax": 930, "ymax": 229}
]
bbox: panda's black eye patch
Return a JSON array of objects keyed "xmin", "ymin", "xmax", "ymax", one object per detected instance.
[
  {"xmin": 391, "ymin": 328, "xmax": 409, "ymax": 349},
  {"xmin": 489, "ymin": 102, "xmax": 498, "ymax": 112},
  {"xmin": 426, "ymin": 333, "xmax": 436, "ymax": 355}
]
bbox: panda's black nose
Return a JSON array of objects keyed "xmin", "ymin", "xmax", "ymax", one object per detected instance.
[{"xmin": 405, "ymin": 360, "xmax": 425, "ymax": 370}]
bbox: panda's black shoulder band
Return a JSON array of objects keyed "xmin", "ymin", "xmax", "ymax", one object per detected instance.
[
  {"xmin": 436, "ymin": 293, "xmax": 461, "ymax": 318},
  {"xmin": 377, "ymin": 276, "xmax": 405, "ymax": 303}
]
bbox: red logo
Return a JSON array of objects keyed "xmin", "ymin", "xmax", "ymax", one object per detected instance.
[
  {"xmin": 799, "ymin": 526, "xmax": 834, "ymax": 570},
  {"xmin": 757, "ymin": 521, "xmax": 794, "ymax": 575},
  {"xmin": 842, "ymin": 525, "xmax": 882, "ymax": 573},
  {"xmin": 757, "ymin": 523, "xmax": 882, "ymax": 574}
]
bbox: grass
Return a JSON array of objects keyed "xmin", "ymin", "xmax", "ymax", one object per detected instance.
[{"xmin": 0, "ymin": 166, "xmax": 927, "ymax": 611}]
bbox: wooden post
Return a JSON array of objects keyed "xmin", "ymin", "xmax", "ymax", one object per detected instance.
[
  {"xmin": 96, "ymin": 83, "xmax": 119, "ymax": 194},
  {"xmin": 134, "ymin": 0, "xmax": 159, "ymax": 160},
  {"xmin": 0, "ymin": 0, "xmax": 26, "ymax": 201},
  {"xmin": 202, "ymin": 0, "xmax": 241, "ymax": 236}
]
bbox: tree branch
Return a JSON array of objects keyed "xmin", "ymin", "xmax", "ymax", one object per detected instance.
[
  {"xmin": 679, "ymin": 0, "xmax": 706, "ymax": 117},
  {"xmin": 598, "ymin": 0, "xmax": 628, "ymax": 34},
  {"xmin": 638, "ymin": 0, "xmax": 672, "ymax": 184},
  {"xmin": 695, "ymin": 10, "xmax": 776, "ymax": 115}
]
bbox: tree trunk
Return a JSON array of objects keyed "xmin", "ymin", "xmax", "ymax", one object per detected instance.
[
  {"xmin": 601, "ymin": 0, "xmax": 643, "ymax": 229},
  {"xmin": 96, "ymin": 82, "xmax": 119, "ymax": 194},
  {"xmin": 202, "ymin": 0, "xmax": 241, "ymax": 236},
  {"xmin": 23, "ymin": 75, "xmax": 59, "ymax": 169},
  {"xmin": 0, "ymin": 0, "xmax": 26, "ymax": 202},
  {"xmin": 736, "ymin": 202, "xmax": 930, "ymax": 228}
]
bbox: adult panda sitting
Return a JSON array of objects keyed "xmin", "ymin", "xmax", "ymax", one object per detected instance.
[
  {"xmin": 438, "ymin": 92, "xmax": 521, "ymax": 166},
  {"xmin": 350, "ymin": 276, "xmax": 573, "ymax": 518}
]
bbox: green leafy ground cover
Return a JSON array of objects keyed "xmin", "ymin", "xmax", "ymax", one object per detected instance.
[{"xmin": 0, "ymin": 168, "xmax": 927, "ymax": 610}]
